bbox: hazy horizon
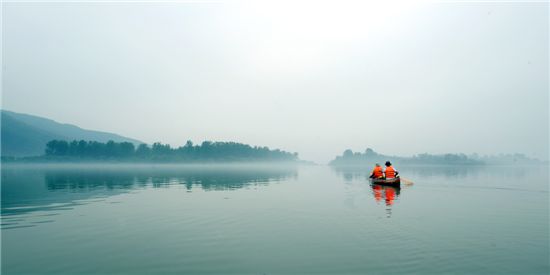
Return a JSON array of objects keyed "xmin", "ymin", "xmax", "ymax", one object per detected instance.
[{"xmin": 2, "ymin": 0, "xmax": 548, "ymax": 163}]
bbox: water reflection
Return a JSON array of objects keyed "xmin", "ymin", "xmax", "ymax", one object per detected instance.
[
  {"xmin": 371, "ymin": 184, "xmax": 401, "ymax": 206},
  {"xmin": 43, "ymin": 167, "xmax": 297, "ymax": 192},
  {"xmin": 371, "ymin": 184, "xmax": 401, "ymax": 218},
  {"xmin": 1, "ymin": 164, "xmax": 297, "ymax": 228}
]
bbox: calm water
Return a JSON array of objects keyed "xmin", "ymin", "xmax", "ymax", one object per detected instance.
[{"xmin": 1, "ymin": 164, "xmax": 548, "ymax": 274}]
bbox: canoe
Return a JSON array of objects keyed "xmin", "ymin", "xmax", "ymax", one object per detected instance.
[{"xmin": 371, "ymin": 177, "xmax": 401, "ymax": 188}]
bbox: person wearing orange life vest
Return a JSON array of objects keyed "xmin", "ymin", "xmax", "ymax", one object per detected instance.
[
  {"xmin": 370, "ymin": 163, "xmax": 384, "ymax": 179},
  {"xmin": 383, "ymin": 161, "xmax": 399, "ymax": 179}
]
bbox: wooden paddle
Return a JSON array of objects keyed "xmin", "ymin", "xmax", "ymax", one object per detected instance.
[{"xmin": 400, "ymin": 177, "xmax": 414, "ymax": 186}]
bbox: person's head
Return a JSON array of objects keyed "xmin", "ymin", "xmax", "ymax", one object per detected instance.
[
  {"xmin": 385, "ymin": 161, "xmax": 391, "ymax": 167},
  {"xmin": 375, "ymin": 163, "xmax": 380, "ymax": 167}
]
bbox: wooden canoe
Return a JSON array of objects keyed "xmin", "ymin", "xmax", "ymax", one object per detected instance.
[{"xmin": 370, "ymin": 177, "xmax": 401, "ymax": 188}]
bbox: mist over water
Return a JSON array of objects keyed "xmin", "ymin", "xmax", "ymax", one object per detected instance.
[{"xmin": 2, "ymin": 163, "xmax": 548, "ymax": 274}]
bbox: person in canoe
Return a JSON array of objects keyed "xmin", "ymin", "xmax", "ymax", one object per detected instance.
[
  {"xmin": 369, "ymin": 163, "xmax": 384, "ymax": 179},
  {"xmin": 384, "ymin": 161, "xmax": 399, "ymax": 179}
]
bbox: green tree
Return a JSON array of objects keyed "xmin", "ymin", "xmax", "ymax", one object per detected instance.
[
  {"xmin": 136, "ymin": 144, "xmax": 151, "ymax": 158},
  {"xmin": 45, "ymin": 140, "xmax": 69, "ymax": 156}
]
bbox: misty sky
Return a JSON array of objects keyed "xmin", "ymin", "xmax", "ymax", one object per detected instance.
[{"xmin": 2, "ymin": 0, "xmax": 548, "ymax": 163}]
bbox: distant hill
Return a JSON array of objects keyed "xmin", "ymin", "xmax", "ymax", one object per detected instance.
[
  {"xmin": 1, "ymin": 110, "xmax": 142, "ymax": 157},
  {"xmin": 330, "ymin": 148, "xmax": 484, "ymax": 166},
  {"xmin": 330, "ymin": 148, "xmax": 543, "ymax": 166}
]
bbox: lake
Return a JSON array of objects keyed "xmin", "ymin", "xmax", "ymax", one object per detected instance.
[{"xmin": 1, "ymin": 163, "xmax": 548, "ymax": 274}]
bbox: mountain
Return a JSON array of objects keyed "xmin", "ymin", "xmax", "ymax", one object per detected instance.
[{"xmin": 1, "ymin": 110, "xmax": 143, "ymax": 157}]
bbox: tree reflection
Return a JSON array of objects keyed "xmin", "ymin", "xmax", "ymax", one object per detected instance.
[{"xmin": 1, "ymin": 165, "xmax": 297, "ymax": 218}]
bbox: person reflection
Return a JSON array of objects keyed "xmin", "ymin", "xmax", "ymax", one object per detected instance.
[
  {"xmin": 371, "ymin": 184, "xmax": 401, "ymax": 218},
  {"xmin": 371, "ymin": 184, "xmax": 400, "ymax": 206}
]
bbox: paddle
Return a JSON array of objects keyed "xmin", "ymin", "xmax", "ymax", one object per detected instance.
[{"xmin": 400, "ymin": 177, "xmax": 414, "ymax": 186}]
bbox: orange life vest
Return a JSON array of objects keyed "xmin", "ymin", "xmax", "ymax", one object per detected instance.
[
  {"xmin": 385, "ymin": 166, "xmax": 396, "ymax": 178},
  {"xmin": 372, "ymin": 166, "xmax": 383, "ymax": 178}
]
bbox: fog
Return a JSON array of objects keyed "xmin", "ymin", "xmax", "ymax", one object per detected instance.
[{"xmin": 2, "ymin": 0, "xmax": 548, "ymax": 163}]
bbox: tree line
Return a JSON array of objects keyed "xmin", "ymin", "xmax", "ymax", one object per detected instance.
[
  {"xmin": 330, "ymin": 148, "xmax": 484, "ymax": 166},
  {"xmin": 44, "ymin": 140, "xmax": 299, "ymax": 162}
]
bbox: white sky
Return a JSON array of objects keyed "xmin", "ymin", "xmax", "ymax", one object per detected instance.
[{"xmin": 2, "ymin": 0, "xmax": 549, "ymax": 163}]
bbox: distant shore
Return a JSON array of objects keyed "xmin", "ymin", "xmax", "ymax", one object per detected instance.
[{"xmin": 329, "ymin": 148, "xmax": 546, "ymax": 166}]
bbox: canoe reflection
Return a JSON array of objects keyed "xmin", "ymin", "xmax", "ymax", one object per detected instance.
[
  {"xmin": 371, "ymin": 184, "xmax": 401, "ymax": 206},
  {"xmin": 371, "ymin": 183, "xmax": 401, "ymax": 218}
]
